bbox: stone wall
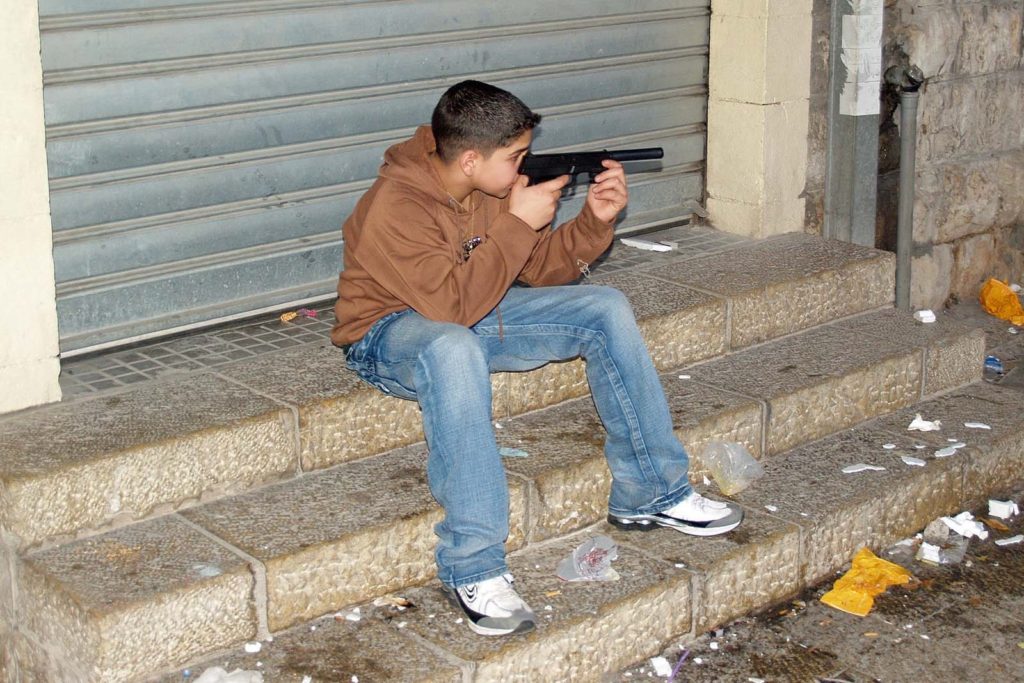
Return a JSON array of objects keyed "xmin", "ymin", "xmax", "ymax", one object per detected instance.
[
  {"xmin": 880, "ymin": 0, "xmax": 1024, "ymax": 310},
  {"xmin": 0, "ymin": 1, "xmax": 62, "ymax": 414}
]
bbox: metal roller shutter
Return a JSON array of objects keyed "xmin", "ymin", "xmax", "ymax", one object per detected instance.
[{"xmin": 39, "ymin": 0, "xmax": 711, "ymax": 354}]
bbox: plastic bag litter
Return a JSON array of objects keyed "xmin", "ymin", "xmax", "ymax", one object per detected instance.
[
  {"xmin": 194, "ymin": 668, "xmax": 263, "ymax": 683},
  {"xmin": 980, "ymin": 278, "xmax": 1024, "ymax": 326},
  {"xmin": 556, "ymin": 535, "xmax": 620, "ymax": 582},
  {"xmin": 701, "ymin": 441, "xmax": 765, "ymax": 495},
  {"xmin": 820, "ymin": 547, "xmax": 913, "ymax": 617}
]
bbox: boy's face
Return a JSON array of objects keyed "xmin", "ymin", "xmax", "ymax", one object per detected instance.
[{"xmin": 470, "ymin": 130, "xmax": 533, "ymax": 198}]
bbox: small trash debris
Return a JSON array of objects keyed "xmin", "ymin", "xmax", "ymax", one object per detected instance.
[
  {"xmin": 243, "ymin": 642, "xmax": 262, "ymax": 654},
  {"xmin": 764, "ymin": 504, "xmax": 779, "ymax": 512},
  {"xmin": 989, "ymin": 499, "xmax": 1020, "ymax": 519},
  {"xmin": 372, "ymin": 596, "xmax": 412, "ymax": 610},
  {"xmin": 913, "ymin": 309, "xmax": 936, "ymax": 323},
  {"xmin": 556, "ymin": 535, "xmax": 620, "ymax": 582},
  {"xmin": 493, "ymin": 421, "xmax": 503, "ymax": 429},
  {"xmin": 193, "ymin": 668, "xmax": 263, "ymax": 683},
  {"xmin": 1010, "ymin": 327, "xmax": 1020, "ymax": 335},
  {"xmin": 301, "ymin": 677, "xmax": 312, "ymax": 683},
  {"xmin": 701, "ymin": 441, "xmax": 765, "ymax": 495},
  {"xmin": 498, "ymin": 446, "xmax": 529, "ymax": 458},
  {"xmin": 620, "ymin": 237, "xmax": 674, "ymax": 252},
  {"xmin": 296, "ymin": 308, "xmax": 318, "ymax": 318},
  {"xmin": 995, "ymin": 535, "xmax": 1024, "ymax": 547},
  {"xmin": 914, "ymin": 443, "xmax": 926, "ymax": 449},
  {"xmin": 649, "ymin": 656, "xmax": 672, "ymax": 677},
  {"xmin": 882, "ymin": 443, "xmax": 897, "ymax": 450},
  {"xmin": 983, "ymin": 356, "xmax": 1005, "ymax": 383},
  {"xmin": 544, "ymin": 590, "xmax": 562, "ymax": 597},
  {"xmin": 709, "ymin": 641, "xmax": 719, "ymax": 651},
  {"xmin": 983, "ymin": 517, "xmax": 1011, "ymax": 532},
  {"xmin": 964, "ymin": 421, "xmax": 992, "ymax": 430},
  {"xmin": 916, "ymin": 542, "xmax": 942, "ymax": 564},
  {"xmin": 279, "ymin": 311, "xmax": 299, "ymax": 323},
  {"xmin": 941, "ymin": 511, "xmax": 989, "ymax": 540},
  {"xmin": 820, "ymin": 547, "xmax": 913, "ymax": 617},
  {"xmin": 334, "ymin": 607, "xmax": 361, "ymax": 622},
  {"xmin": 908, "ymin": 414, "xmax": 941, "ymax": 432},
  {"xmin": 677, "ymin": 374, "xmax": 691, "ymax": 380},
  {"xmin": 842, "ymin": 463, "xmax": 886, "ymax": 474},
  {"xmin": 934, "ymin": 447, "xmax": 958, "ymax": 458},
  {"xmin": 901, "ymin": 455, "xmax": 926, "ymax": 467}
]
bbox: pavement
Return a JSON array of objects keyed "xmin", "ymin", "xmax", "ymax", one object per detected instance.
[{"xmin": 610, "ymin": 306, "xmax": 1024, "ymax": 683}]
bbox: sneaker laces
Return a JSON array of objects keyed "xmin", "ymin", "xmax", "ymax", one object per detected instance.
[
  {"xmin": 479, "ymin": 573, "xmax": 523, "ymax": 612},
  {"xmin": 690, "ymin": 492, "xmax": 729, "ymax": 512}
]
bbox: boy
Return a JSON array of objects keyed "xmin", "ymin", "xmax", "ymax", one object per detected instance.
[{"xmin": 332, "ymin": 80, "xmax": 742, "ymax": 637}]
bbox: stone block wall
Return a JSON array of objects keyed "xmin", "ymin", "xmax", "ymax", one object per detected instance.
[{"xmin": 880, "ymin": 0, "xmax": 1024, "ymax": 310}]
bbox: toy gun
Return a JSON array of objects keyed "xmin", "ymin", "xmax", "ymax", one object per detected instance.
[{"xmin": 519, "ymin": 147, "xmax": 664, "ymax": 185}]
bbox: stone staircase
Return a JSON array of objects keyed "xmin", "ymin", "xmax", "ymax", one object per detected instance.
[{"xmin": 3, "ymin": 229, "xmax": 1016, "ymax": 682}]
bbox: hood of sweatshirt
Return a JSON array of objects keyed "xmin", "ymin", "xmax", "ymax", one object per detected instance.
[{"xmin": 378, "ymin": 125, "xmax": 461, "ymax": 210}]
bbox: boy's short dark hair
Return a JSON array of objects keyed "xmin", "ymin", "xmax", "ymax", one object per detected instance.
[{"xmin": 431, "ymin": 80, "xmax": 542, "ymax": 162}]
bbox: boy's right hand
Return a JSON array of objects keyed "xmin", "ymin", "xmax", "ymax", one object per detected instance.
[{"xmin": 509, "ymin": 175, "xmax": 570, "ymax": 230}]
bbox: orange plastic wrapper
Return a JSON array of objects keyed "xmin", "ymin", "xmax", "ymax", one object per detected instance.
[
  {"xmin": 820, "ymin": 547, "xmax": 913, "ymax": 617},
  {"xmin": 979, "ymin": 278, "xmax": 1024, "ymax": 326}
]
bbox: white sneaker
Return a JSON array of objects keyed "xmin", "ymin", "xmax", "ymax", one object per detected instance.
[
  {"xmin": 444, "ymin": 573, "xmax": 536, "ymax": 636},
  {"xmin": 608, "ymin": 491, "xmax": 743, "ymax": 536}
]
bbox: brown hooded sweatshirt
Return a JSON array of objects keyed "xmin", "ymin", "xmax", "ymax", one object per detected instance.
[{"xmin": 331, "ymin": 126, "xmax": 615, "ymax": 346}]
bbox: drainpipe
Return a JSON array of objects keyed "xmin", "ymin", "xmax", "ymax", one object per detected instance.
[{"xmin": 886, "ymin": 64, "xmax": 925, "ymax": 311}]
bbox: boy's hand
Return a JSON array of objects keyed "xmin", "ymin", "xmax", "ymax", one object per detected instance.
[
  {"xmin": 585, "ymin": 160, "xmax": 628, "ymax": 224},
  {"xmin": 509, "ymin": 175, "xmax": 570, "ymax": 230}
]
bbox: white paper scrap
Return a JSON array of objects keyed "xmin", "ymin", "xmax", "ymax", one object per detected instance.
[
  {"xmin": 916, "ymin": 541, "xmax": 942, "ymax": 563},
  {"xmin": 883, "ymin": 443, "xmax": 897, "ymax": 450},
  {"xmin": 765, "ymin": 504, "xmax": 779, "ymax": 513},
  {"xmin": 244, "ymin": 642, "xmax": 262, "ymax": 654},
  {"xmin": 850, "ymin": 0, "xmax": 883, "ymax": 14},
  {"xmin": 941, "ymin": 511, "xmax": 989, "ymax": 540},
  {"xmin": 964, "ymin": 422, "xmax": 991, "ymax": 430},
  {"xmin": 620, "ymin": 237, "xmax": 673, "ymax": 252},
  {"xmin": 842, "ymin": 463, "xmax": 886, "ymax": 473},
  {"xmin": 913, "ymin": 309, "xmax": 937, "ymax": 324},
  {"xmin": 995, "ymin": 535, "xmax": 1024, "ymax": 546},
  {"xmin": 194, "ymin": 668, "xmax": 264, "ymax": 683},
  {"xmin": 908, "ymin": 414, "xmax": 942, "ymax": 432},
  {"xmin": 840, "ymin": 77, "xmax": 881, "ymax": 116},
  {"xmin": 934, "ymin": 447, "xmax": 958, "ymax": 458},
  {"xmin": 988, "ymin": 499, "xmax": 1020, "ymax": 519},
  {"xmin": 650, "ymin": 656, "xmax": 673, "ymax": 677},
  {"xmin": 901, "ymin": 455, "xmax": 926, "ymax": 467}
]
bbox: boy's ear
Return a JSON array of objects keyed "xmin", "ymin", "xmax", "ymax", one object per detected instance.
[{"xmin": 458, "ymin": 149, "xmax": 482, "ymax": 177}]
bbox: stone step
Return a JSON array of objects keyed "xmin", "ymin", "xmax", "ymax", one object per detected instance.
[
  {"xmin": 0, "ymin": 233, "xmax": 894, "ymax": 550},
  {"xmin": 142, "ymin": 381, "xmax": 1024, "ymax": 682},
  {"xmin": 5, "ymin": 307, "xmax": 983, "ymax": 681}
]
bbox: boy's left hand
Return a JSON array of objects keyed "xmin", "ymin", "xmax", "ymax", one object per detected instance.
[{"xmin": 585, "ymin": 159, "xmax": 628, "ymax": 224}]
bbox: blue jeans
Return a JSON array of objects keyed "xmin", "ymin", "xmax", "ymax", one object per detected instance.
[{"xmin": 344, "ymin": 285, "xmax": 692, "ymax": 588}]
